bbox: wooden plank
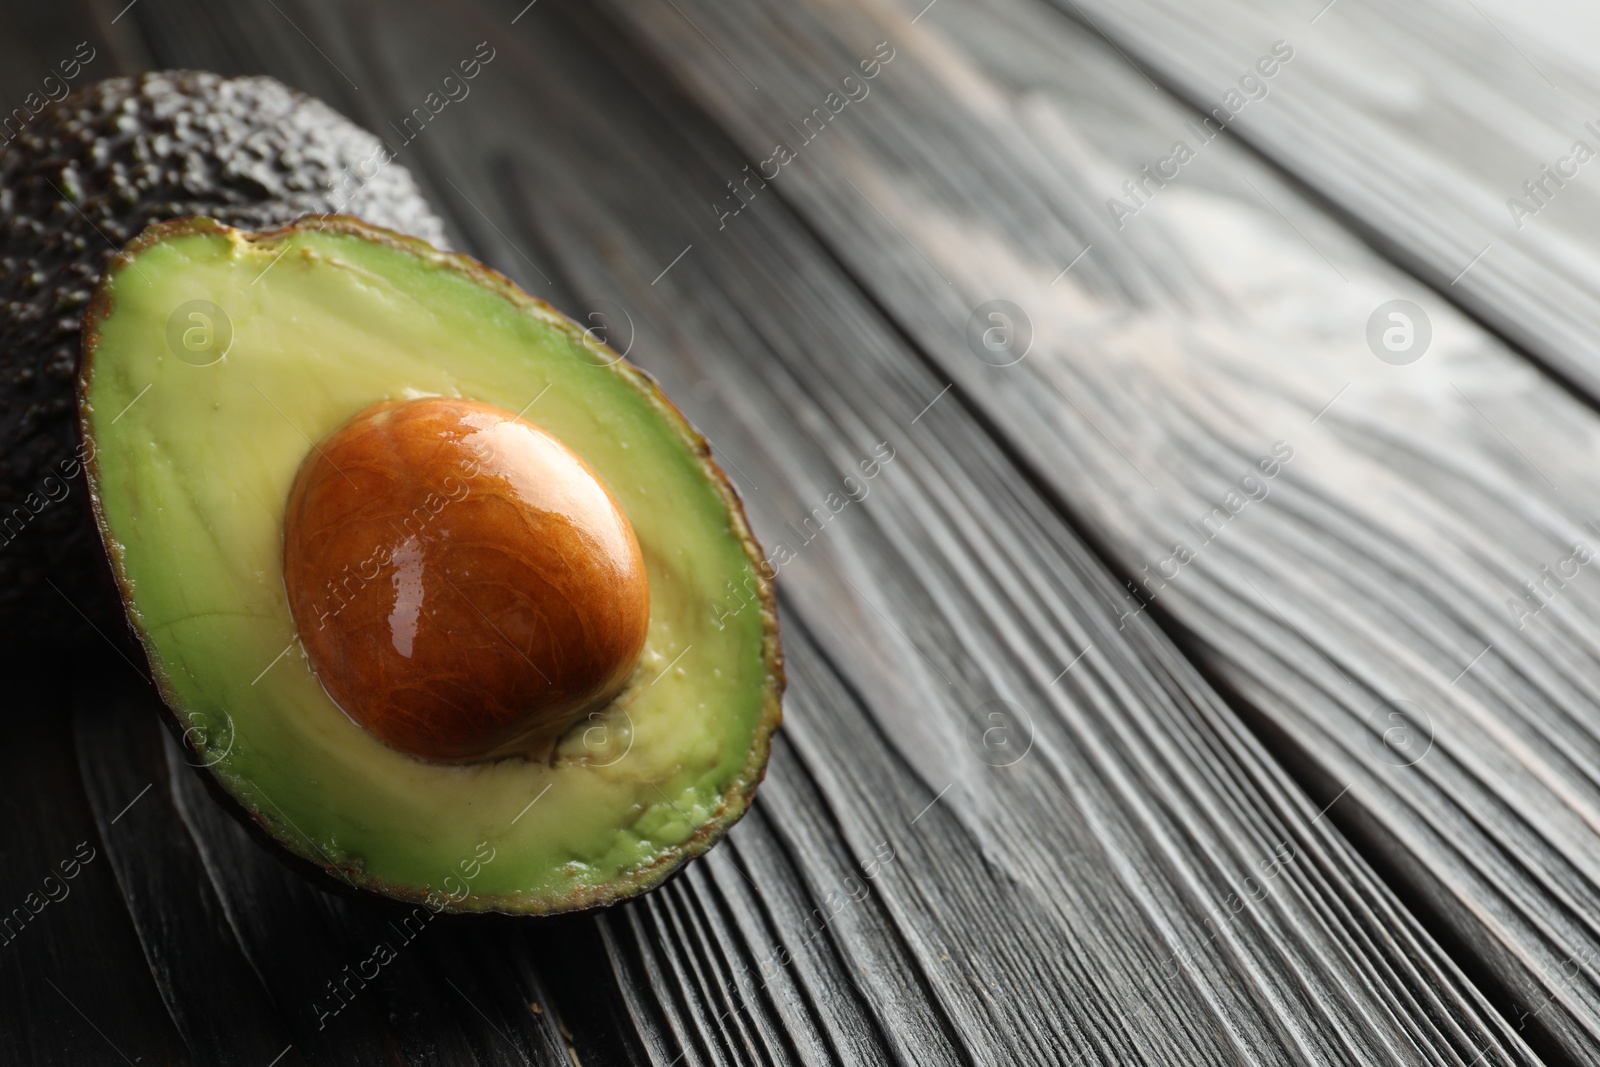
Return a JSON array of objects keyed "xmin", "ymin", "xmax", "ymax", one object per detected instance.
[
  {"xmin": 0, "ymin": 0, "xmax": 122, "ymax": 111},
  {"xmin": 74, "ymin": 675, "xmax": 304, "ymax": 1067},
  {"xmin": 0, "ymin": 653, "xmax": 189, "ymax": 1066},
  {"xmin": 417, "ymin": 3, "xmax": 1547, "ymax": 1059},
  {"xmin": 1042, "ymin": 0, "xmax": 1600, "ymax": 410},
  {"xmin": 561, "ymin": 0, "xmax": 1600, "ymax": 1062}
]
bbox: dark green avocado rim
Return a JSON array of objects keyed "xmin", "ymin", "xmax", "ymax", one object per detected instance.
[{"xmin": 76, "ymin": 214, "xmax": 785, "ymax": 916}]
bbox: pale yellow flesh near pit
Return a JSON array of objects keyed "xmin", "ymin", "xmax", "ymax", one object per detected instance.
[{"xmin": 83, "ymin": 226, "xmax": 768, "ymax": 909}]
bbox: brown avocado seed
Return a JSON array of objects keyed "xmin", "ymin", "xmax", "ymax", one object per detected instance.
[{"xmin": 283, "ymin": 396, "xmax": 650, "ymax": 763}]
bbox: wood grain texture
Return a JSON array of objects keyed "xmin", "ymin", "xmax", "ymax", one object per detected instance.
[
  {"xmin": 1047, "ymin": 0, "xmax": 1600, "ymax": 410},
  {"xmin": 569, "ymin": 0, "xmax": 1600, "ymax": 1060},
  {"xmin": 0, "ymin": 0, "xmax": 1583, "ymax": 1063},
  {"xmin": 0, "ymin": 653, "xmax": 188, "ymax": 1066}
]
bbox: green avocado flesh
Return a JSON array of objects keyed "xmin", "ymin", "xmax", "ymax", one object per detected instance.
[{"xmin": 80, "ymin": 217, "xmax": 780, "ymax": 914}]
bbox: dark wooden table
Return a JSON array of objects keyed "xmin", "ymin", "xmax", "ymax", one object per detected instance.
[{"xmin": 6, "ymin": 0, "xmax": 1600, "ymax": 1063}]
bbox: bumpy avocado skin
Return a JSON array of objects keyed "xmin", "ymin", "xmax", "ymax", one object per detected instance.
[{"xmin": 0, "ymin": 71, "xmax": 446, "ymax": 643}]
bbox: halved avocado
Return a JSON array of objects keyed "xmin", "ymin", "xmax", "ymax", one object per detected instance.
[{"xmin": 79, "ymin": 215, "xmax": 782, "ymax": 914}]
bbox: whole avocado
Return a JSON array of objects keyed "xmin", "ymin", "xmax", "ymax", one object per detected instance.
[{"xmin": 0, "ymin": 71, "xmax": 446, "ymax": 644}]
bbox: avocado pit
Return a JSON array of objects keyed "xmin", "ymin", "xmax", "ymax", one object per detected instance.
[{"xmin": 283, "ymin": 396, "xmax": 650, "ymax": 764}]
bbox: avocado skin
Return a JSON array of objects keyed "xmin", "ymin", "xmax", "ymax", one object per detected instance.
[{"xmin": 0, "ymin": 71, "xmax": 447, "ymax": 644}]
